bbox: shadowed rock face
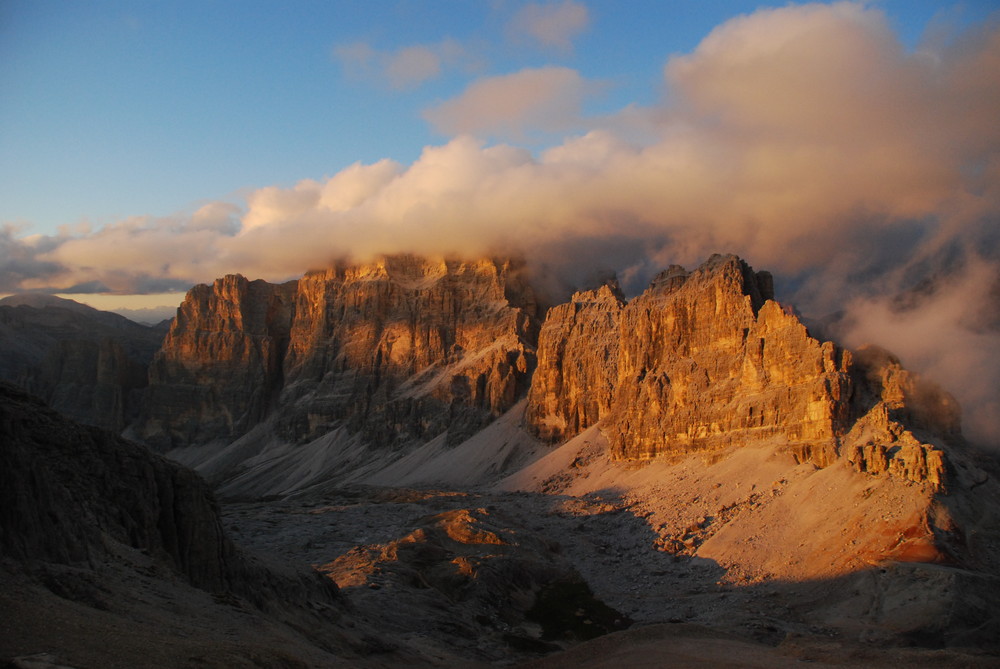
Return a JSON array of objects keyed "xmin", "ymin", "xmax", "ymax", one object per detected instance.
[
  {"xmin": 0, "ymin": 295, "xmax": 164, "ymax": 432},
  {"xmin": 0, "ymin": 382, "xmax": 337, "ymax": 605},
  {"xmin": 526, "ymin": 254, "xmax": 960, "ymax": 490},
  {"xmin": 0, "ymin": 382, "xmax": 229, "ymax": 588},
  {"xmin": 134, "ymin": 256, "xmax": 538, "ymax": 450}
]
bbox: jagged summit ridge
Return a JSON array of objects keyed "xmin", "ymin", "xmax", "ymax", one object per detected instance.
[
  {"xmin": 525, "ymin": 253, "xmax": 957, "ymax": 490},
  {"xmin": 134, "ymin": 255, "xmax": 537, "ymax": 452},
  {"xmin": 133, "ymin": 252, "xmax": 960, "ymax": 494}
]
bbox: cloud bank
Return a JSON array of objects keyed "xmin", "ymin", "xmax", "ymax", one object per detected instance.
[{"xmin": 7, "ymin": 3, "xmax": 1000, "ymax": 444}]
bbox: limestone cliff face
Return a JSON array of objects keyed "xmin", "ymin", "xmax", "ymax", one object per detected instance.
[
  {"xmin": 526, "ymin": 282, "xmax": 624, "ymax": 442},
  {"xmin": 525, "ymin": 254, "xmax": 957, "ymax": 490},
  {"xmin": 137, "ymin": 275, "xmax": 296, "ymax": 449},
  {"xmin": 137, "ymin": 253, "xmax": 958, "ymax": 492},
  {"xmin": 843, "ymin": 345, "xmax": 959, "ymax": 491},
  {"xmin": 136, "ymin": 256, "xmax": 537, "ymax": 450},
  {"xmin": 279, "ymin": 256, "xmax": 536, "ymax": 445}
]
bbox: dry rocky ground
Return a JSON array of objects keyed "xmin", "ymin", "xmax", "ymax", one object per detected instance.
[{"xmin": 218, "ymin": 445, "xmax": 1000, "ymax": 668}]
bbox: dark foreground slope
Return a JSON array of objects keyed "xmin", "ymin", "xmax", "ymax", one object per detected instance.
[
  {"xmin": 0, "ymin": 382, "xmax": 433, "ymax": 668},
  {"xmin": 0, "ymin": 384, "xmax": 633, "ymax": 667}
]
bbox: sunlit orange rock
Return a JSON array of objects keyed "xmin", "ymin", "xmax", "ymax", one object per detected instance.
[
  {"xmin": 136, "ymin": 255, "xmax": 537, "ymax": 450},
  {"xmin": 525, "ymin": 254, "xmax": 958, "ymax": 490}
]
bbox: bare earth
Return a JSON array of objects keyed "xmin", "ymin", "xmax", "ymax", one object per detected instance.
[
  {"xmin": 5, "ymin": 401, "xmax": 999, "ymax": 667},
  {"xmin": 212, "ymin": 425, "xmax": 999, "ymax": 667}
]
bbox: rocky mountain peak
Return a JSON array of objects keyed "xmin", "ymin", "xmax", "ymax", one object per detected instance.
[
  {"xmin": 573, "ymin": 278, "xmax": 626, "ymax": 306},
  {"xmin": 851, "ymin": 344, "xmax": 962, "ymax": 437},
  {"xmin": 129, "ymin": 252, "xmax": 960, "ymax": 494},
  {"xmin": 527, "ymin": 254, "xmax": 953, "ymax": 491},
  {"xmin": 135, "ymin": 254, "xmax": 538, "ymax": 452},
  {"xmin": 7, "ymin": 253, "xmax": 997, "ymax": 667}
]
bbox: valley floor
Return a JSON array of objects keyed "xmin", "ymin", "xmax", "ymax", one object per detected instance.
[{"xmin": 222, "ymin": 483, "xmax": 999, "ymax": 668}]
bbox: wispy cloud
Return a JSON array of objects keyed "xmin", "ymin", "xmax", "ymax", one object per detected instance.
[
  {"xmin": 838, "ymin": 256, "xmax": 1000, "ymax": 445},
  {"xmin": 507, "ymin": 1, "xmax": 590, "ymax": 52},
  {"xmin": 333, "ymin": 38, "xmax": 469, "ymax": 90}
]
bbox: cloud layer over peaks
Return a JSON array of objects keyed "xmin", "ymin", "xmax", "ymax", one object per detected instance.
[
  {"xmin": 15, "ymin": 3, "xmax": 999, "ymax": 291},
  {"xmin": 7, "ymin": 2, "xmax": 1000, "ymax": 444}
]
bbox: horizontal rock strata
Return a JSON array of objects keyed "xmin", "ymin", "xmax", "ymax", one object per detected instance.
[{"xmin": 137, "ymin": 275, "xmax": 296, "ymax": 449}]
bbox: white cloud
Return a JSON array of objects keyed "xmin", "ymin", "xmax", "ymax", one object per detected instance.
[
  {"xmin": 840, "ymin": 257, "xmax": 1000, "ymax": 446},
  {"xmin": 189, "ymin": 202, "xmax": 241, "ymax": 234},
  {"xmin": 22, "ymin": 3, "xmax": 1000, "ymax": 294}
]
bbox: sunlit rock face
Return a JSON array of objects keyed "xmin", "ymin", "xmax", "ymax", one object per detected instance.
[
  {"xmin": 843, "ymin": 345, "xmax": 960, "ymax": 491},
  {"xmin": 607, "ymin": 255, "xmax": 850, "ymax": 463},
  {"xmin": 135, "ymin": 256, "xmax": 538, "ymax": 450},
  {"xmin": 137, "ymin": 251, "xmax": 958, "ymax": 490},
  {"xmin": 525, "ymin": 254, "xmax": 959, "ymax": 490},
  {"xmin": 525, "ymin": 282, "xmax": 625, "ymax": 443},
  {"xmin": 277, "ymin": 255, "xmax": 537, "ymax": 445},
  {"xmin": 137, "ymin": 275, "xmax": 296, "ymax": 449}
]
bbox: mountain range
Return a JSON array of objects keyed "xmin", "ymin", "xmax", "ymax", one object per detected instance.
[{"xmin": 2, "ymin": 253, "xmax": 998, "ymax": 667}]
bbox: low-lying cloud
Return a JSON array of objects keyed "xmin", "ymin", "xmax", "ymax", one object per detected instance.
[{"xmin": 7, "ymin": 2, "xmax": 1000, "ymax": 444}]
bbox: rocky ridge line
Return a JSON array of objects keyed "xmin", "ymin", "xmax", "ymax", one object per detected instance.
[
  {"xmin": 134, "ymin": 256, "xmax": 538, "ymax": 451},
  {"xmin": 134, "ymin": 253, "xmax": 961, "ymax": 492},
  {"xmin": 0, "ymin": 295, "xmax": 164, "ymax": 432},
  {"xmin": 525, "ymin": 254, "xmax": 959, "ymax": 490}
]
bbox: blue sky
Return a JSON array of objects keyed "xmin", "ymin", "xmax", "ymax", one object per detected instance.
[{"xmin": 2, "ymin": 1, "xmax": 994, "ymax": 237}]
